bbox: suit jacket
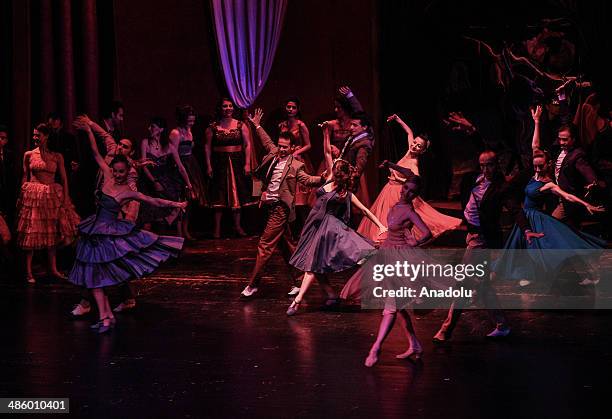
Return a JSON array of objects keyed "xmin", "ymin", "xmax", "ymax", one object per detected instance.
[
  {"xmin": 341, "ymin": 132, "xmax": 374, "ymax": 192},
  {"xmin": 460, "ymin": 171, "xmax": 530, "ymax": 248},
  {"xmin": 253, "ymin": 127, "xmax": 323, "ymax": 221},
  {"xmin": 553, "ymin": 146, "xmax": 598, "ymax": 197}
]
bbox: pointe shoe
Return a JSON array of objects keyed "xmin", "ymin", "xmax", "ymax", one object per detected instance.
[
  {"xmin": 286, "ymin": 299, "xmax": 301, "ymax": 316},
  {"xmin": 287, "ymin": 286, "xmax": 300, "ymax": 296},
  {"xmin": 26, "ymin": 275, "xmax": 36, "ymax": 284},
  {"xmin": 396, "ymin": 343, "xmax": 423, "ymax": 360},
  {"xmin": 365, "ymin": 349, "xmax": 379, "ymax": 367}
]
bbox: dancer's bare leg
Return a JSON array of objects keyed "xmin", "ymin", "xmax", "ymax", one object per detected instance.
[
  {"xmin": 232, "ymin": 209, "xmax": 246, "ymax": 236},
  {"xmin": 48, "ymin": 247, "xmax": 66, "ymax": 279},
  {"xmin": 213, "ymin": 210, "xmax": 223, "ymax": 238},
  {"xmin": 396, "ymin": 310, "xmax": 423, "ymax": 359},
  {"xmin": 365, "ymin": 311, "xmax": 397, "ymax": 367},
  {"xmin": 25, "ymin": 250, "xmax": 35, "ymax": 282},
  {"xmin": 92, "ymin": 288, "xmax": 112, "ymax": 327}
]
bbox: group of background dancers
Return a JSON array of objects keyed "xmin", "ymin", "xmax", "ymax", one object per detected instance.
[{"xmin": 0, "ymin": 71, "xmax": 611, "ymax": 365}]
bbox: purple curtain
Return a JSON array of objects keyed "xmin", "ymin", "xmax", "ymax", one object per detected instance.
[{"xmin": 211, "ymin": 0, "xmax": 287, "ymax": 108}]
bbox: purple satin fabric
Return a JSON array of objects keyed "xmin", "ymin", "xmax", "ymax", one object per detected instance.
[{"xmin": 211, "ymin": 0, "xmax": 287, "ymax": 107}]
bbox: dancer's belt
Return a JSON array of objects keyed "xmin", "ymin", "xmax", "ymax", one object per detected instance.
[{"xmin": 213, "ymin": 145, "xmax": 243, "ymax": 153}]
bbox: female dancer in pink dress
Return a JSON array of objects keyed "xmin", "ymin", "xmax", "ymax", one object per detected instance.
[
  {"xmin": 357, "ymin": 114, "xmax": 461, "ymax": 242},
  {"xmin": 17, "ymin": 123, "xmax": 80, "ymax": 283}
]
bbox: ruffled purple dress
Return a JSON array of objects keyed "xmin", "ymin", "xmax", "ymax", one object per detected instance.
[
  {"xmin": 69, "ymin": 192, "xmax": 184, "ymax": 289},
  {"xmin": 289, "ymin": 184, "xmax": 375, "ymax": 274}
]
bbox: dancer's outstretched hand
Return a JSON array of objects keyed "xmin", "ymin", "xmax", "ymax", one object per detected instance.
[
  {"xmin": 524, "ymin": 230, "xmax": 545, "ymax": 245},
  {"xmin": 531, "ymin": 105, "xmax": 542, "ymax": 123},
  {"xmin": 248, "ymin": 108, "xmax": 264, "ymax": 127},
  {"xmin": 586, "ymin": 204, "xmax": 605, "ymax": 215},
  {"xmin": 386, "ymin": 114, "xmax": 399, "ymax": 123}
]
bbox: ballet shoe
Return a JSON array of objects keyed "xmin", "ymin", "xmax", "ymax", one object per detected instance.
[{"xmin": 286, "ymin": 299, "xmax": 301, "ymax": 316}]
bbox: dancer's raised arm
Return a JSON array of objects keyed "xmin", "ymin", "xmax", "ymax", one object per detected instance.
[
  {"xmin": 531, "ymin": 105, "xmax": 542, "ymax": 151},
  {"xmin": 322, "ymin": 122, "xmax": 334, "ymax": 181},
  {"xmin": 74, "ymin": 119, "xmax": 111, "ymax": 178},
  {"xmin": 387, "ymin": 114, "xmax": 414, "ymax": 146}
]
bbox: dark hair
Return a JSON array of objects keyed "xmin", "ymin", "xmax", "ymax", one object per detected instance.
[
  {"xmin": 414, "ymin": 133, "xmax": 431, "ymax": 151},
  {"xmin": 176, "ymin": 104, "xmax": 196, "ymax": 126},
  {"xmin": 121, "ymin": 137, "xmax": 137, "ymax": 154},
  {"xmin": 334, "ymin": 95, "xmax": 353, "ymax": 115},
  {"xmin": 149, "ymin": 116, "xmax": 169, "ymax": 148},
  {"xmin": 284, "ymin": 97, "xmax": 302, "ymax": 118},
  {"xmin": 479, "ymin": 149, "xmax": 498, "ymax": 161},
  {"xmin": 0, "ymin": 124, "xmax": 8, "ymax": 134},
  {"xmin": 558, "ymin": 123, "xmax": 578, "ymax": 140},
  {"xmin": 103, "ymin": 100, "xmax": 124, "ymax": 118},
  {"xmin": 278, "ymin": 131, "xmax": 297, "ymax": 146},
  {"xmin": 215, "ymin": 97, "xmax": 235, "ymax": 120},
  {"xmin": 402, "ymin": 174, "xmax": 422, "ymax": 199},
  {"xmin": 332, "ymin": 159, "xmax": 353, "ymax": 193},
  {"xmin": 110, "ymin": 153, "xmax": 130, "ymax": 169},
  {"xmin": 532, "ymin": 148, "xmax": 550, "ymax": 161},
  {"xmin": 35, "ymin": 123, "xmax": 51, "ymax": 136},
  {"xmin": 46, "ymin": 111, "xmax": 63, "ymax": 122},
  {"xmin": 351, "ymin": 111, "xmax": 372, "ymax": 129}
]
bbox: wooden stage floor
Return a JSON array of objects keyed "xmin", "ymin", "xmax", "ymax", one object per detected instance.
[{"xmin": 1, "ymin": 236, "xmax": 612, "ymax": 418}]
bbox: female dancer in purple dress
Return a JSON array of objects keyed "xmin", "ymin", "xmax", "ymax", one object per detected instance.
[
  {"xmin": 342, "ymin": 162, "xmax": 432, "ymax": 366},
  {"xmin": 69, "ymin": 126, "xmax": 187, "ymax": 333},
  {"xmin": 286, "ymin": 122, "xmax": 388, "ymax": 316}
]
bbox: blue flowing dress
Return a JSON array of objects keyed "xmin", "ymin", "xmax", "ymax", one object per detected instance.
[
  {"xmin": 289, "ymin": 184, "xmax": 375, "ymax": 274},
  {"xmin": 69, "ymin": 192, "xmax": 184, "ymax": 289},
  {"xmin": 493, "ymin": 178, "xmax": 605, "ymax": 281}
]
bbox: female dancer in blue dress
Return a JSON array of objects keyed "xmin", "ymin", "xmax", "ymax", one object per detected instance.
[
  {"xmin": 493, "ymin": 147, "xmax": 605, "ymax": 285},
  {"xmin": 69, "ymin": 126, "xmax": 187, "ymax": 333},
  {"xmin": 342, "ymin": 162, "xmax": 432, "ymax": 366},
  {"xmin": 286, "ymin": 122, "xmax": 388, "ymax": 316}
]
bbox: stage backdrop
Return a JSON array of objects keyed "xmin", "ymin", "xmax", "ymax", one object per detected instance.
[{"xmin": 113, "ymin": 0, "xmax": 381, "ymax": 198}]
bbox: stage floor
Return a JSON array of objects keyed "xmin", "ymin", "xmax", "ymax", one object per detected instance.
[{"xmin": 2, "ymin": 237, "xmax": 612, "ymax": 418}]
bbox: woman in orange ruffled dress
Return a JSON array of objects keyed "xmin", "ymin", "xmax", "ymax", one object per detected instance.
[
  {"xmin": 16, "ymin": 123, "xmax": 80, "ymax": 283},
  {"xmin": 357, "ymin": 114, "xmax": 461, "ymax": 242}
]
